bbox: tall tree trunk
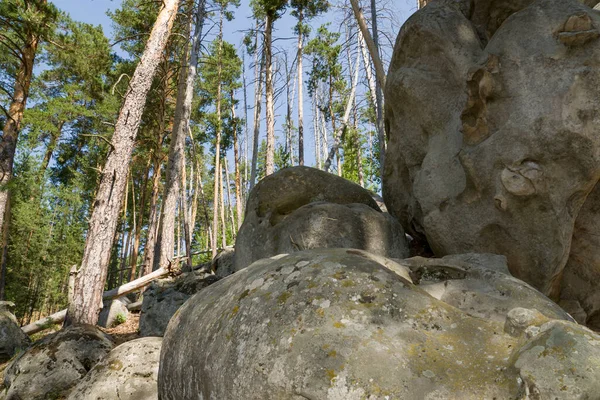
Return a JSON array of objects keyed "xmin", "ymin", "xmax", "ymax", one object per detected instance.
[
  {"xmin": 130, "ymin": 159, "xmax": 150, "ymax": 280},
  {"xmin": 349, "ymin": 0, "xmax": 385, "ymax": 175},
  {"xmin": 264, "ymin": 13, "xmax": 275, "ymax": 176},
  {"xmin": 65, "ymin": 0, "xmax": 179, "ymax": 327},
  {"xmin": 0, "ymin": 22, "xmax": 40, "ymax": 299},
  {"xmin": 41, "ymin": 121, "xmax": 64, "ymax": 173},
  {"xmin": 224, "ymin": 159, "xmax": 235, "ymax": 238},
  {"xmin": 313, "ymin": 92, "xmax": 321, "ymax": 169},
  {"xmin": 142, "ymin": 159, "xmax": 162, "ymax": 276},
  {"xmin": 155, "ymin": 0, "xmax": 206, "ymax": 271},
  {"xmin": 297, "ymin": 11, "xmax": 305, "ymax": 166},
  {"xmin": 219, "ymin": 159, "xmax": 227, "ymax": 249},
  {"xmin": 211, "ymin": 9, "xmax": 224, "ymax": 259},
  {"xmin": 242, "ymin": 51, "xmax": 250, "ymax": 198},
  {"xmin": 249, "ymin": 24, "xmax": 264, "ymax": 190},
  {"xmin": 231, "ymin": 91, "xmax": 243, "ymax": 229}
]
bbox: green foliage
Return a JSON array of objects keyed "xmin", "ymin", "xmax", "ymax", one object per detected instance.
[
  {"xmin": 250, "ymin": 0, "xmax": 287, "ymax": 19},
  {"xmin": 113, "ymin": 312, "xmax": 127, "ymax": 326},
  {"xmin": 290, "ymin": 0, "xmax": 329, "ymax": 37}
]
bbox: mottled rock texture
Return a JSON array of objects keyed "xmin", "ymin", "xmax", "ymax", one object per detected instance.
[
  {"xmin": 234, "ymin": 166, "xmax": 409, "ymax": 271},
  {"xmin": 139, "ymin": 270, "xmax": 218, "ymax": 337},
  {"xmin": 2, "ymin": 325, "xmax": 113, "ymax": 400},
  {"xmin": 0, "ymin": 302, "xmax": 30, "ymax": 363},
  {"xmin": 159, "ymin": 249, "xmax": 597, "ymax": 399},
  {"xmin": 67, "ymin": 336, "xmax": 162, "ymax": 400},
  {"xmin": 383, "ymin": 0, "xmax": 600, "ymax": 304},
  {"xmin": 98, "ymin": 296, "xmax": 130, "ymax": 328}
]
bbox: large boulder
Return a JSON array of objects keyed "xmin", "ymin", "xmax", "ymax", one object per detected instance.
[
  {"xmin": 159, "ymin": 249, "xmax": 596, "ymax": 399},
  {"xmin": 139, "ymin": 270, "xmax": 219, "ymax": 337},
  {"xmin": 0, "ymin": 302, "xmax": 30, "ymax": 363},
  {"xmin": 3, "ymin": 325, "xmax": 113, "ymax": 400},
  {"xmin": 383, "ymin": 0, "xmax": 600, "ymax": 300},
  {"xmin": 234, "ymin": 166, "xmax": 409, "ymax": 271},
  {"xmin": 399, "ymin": 253, "xmax": 572, "ymax": 324},
  {"xmin": 67, "ymin": 337, "xmax": 162, "ymax": 400},
  {"xmin": 559, "ymin": 182, "xmax": 600, "ymax": 328}
]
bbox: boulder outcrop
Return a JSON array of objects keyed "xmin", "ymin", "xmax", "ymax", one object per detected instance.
[
  {"xmin": 383, "ymin": 0, "xmax": 600, "ymax": 301},
  {"xmin": 159, "ymin": 249, "xmax": 596, "ymax": 399},
  {"xmin": 139, "ymin": 269, "xmax": 218, "ymax": 337},
  {"xmin": 0, "ymin": 302, "xmax": 30, "ymax": 363},
  {"xmin": 2, "ymin": 325, "xmax": 113, "ymax": 400},
  {"xmin": 234, "ymin": 166, "xmax": 409, "ymax": 271},
  {"xmin": 67, "ymin": 336, "xmax": 162, "ymax": 400}
]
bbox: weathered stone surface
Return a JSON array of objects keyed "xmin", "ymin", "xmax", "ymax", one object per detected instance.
[
  {"xmin": 384, "ymin": 0, "xmax": 600, "ymax": 300},
  {"xmin": 235, "ymin": 166, "xmax": 409, "ymax": 271},
  {"xmin": 67, "ymin": 337, "xmax": 161, "ymax": 400},
  {"xmin": 399, "ymin": 253, "xmax": 572, "ymax": 325},
  {"xmin": 511, "ymin": 320, "xmax": 600, "ymax": 398},
  {"xmin": 3, "ymin": 325, "xmax": 113, "ymax": 400},
  {"xmin": 159, "ymin": 249, "xmax": 597, "ymax": 399},
  {"xmin": 559, "ymin": 182, "xmax": 600, "ymax": 329},
  {"xmin": 213, "ymin": 246, "xmax": 235, "ymax": 278},
  {"xmin": 139, "ymin": 270, "xmax": 218, "ymax": 337},
  {"xmin": 98, "ymin": 296, "xmax": 130, "ymax": 328},
  {"xmin": 0, "ymin": 302, "xmax": 30, "ymax": 363}
]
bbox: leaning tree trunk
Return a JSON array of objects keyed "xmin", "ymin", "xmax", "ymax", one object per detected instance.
[
  {"xmin": 65, "ymin": 0, "xmax": 179, "ymax": 327},
  {"xmin": 0, "ymin": 29, "xmax": 40, "ymax": 300},
  {"xmin": 231, "ymin": 91, "xmax": 243, "ymax": 229},
  {"xmin": 264, "ymin": 13, "xmax": 275, "ymax": 177},
  {"xmin": 349, "ymin": 0, "xmax": 386, "ymax": 176},
  {"xmin": 155, "ymin": 0, "xmax": 206, "ymax": 271}
]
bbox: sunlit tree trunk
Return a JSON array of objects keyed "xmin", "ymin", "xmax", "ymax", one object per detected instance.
[
  {"xmin": 231, "ymin": 90, "xmax": 243, "ymax": 229},
  {"xmin": 249, "ymin": 27, "xmax": 264, "ymax": 190},
  {"xmin": 212, "ymin": 9, "xmax": 224, "ymax": 259},
  {"xmin": 264, "ymin": 14, "xmax": 275, "ymax": 176},
  {"xmin": 65, "ymin": 0, "xmax": 180, "ymax": 326},
  {"xmin": 297, "ymin": 10, "xmax": 305, "ymax": 166}
]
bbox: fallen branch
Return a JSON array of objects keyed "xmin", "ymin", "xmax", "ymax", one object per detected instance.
[{"xmin": 22, "ymin": 267, "xmax": 169, "ymax": 335}]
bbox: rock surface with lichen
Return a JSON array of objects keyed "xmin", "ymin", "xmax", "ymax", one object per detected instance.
[
  {"xmin": 2, "ymin": 324, "xmax": 113, "ymax": 400},
  {"xmin": 383, "ymin": 0, "xmax": 600, "ymax": 305},
  {"xmin": 0, "ymin": 302, "xmax": 30, "ymax": 363},
  {"xmin": 158, "ymin": 249, "xmax": 599, "ymax": 399},
  {"xmin": 67, "ymin": 336, "xmax": 161, "ymax": 400},
  {"xmin": 234, "ymin": 166, "xmax": 409, "ymax": 272}
]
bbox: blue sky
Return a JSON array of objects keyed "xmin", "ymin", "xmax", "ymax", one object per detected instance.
[{"xmin": 49, "ymin": 0, "xmax": 416, "ymax": 179}]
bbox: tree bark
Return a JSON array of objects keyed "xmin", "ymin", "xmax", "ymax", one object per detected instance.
[
  {"xmin": 65, "ymin": 0, "xmax": 180, "ymax": 327},
  {"xmin": 231, "ymin": 91, "xmax": 243, "ymax": 229},
  {"xmin": 219, "ymin": 159, "xmax": 227, "ymax": 249},
  {"xmin": 155, "ymin": 0, "xmax": 206, "ymax": 271},
  {"xmin": 249, "ymin": 27, "xmax": 265, "ymax": 190},
  {"xmin": 264, "ymin": 14, "xmax": 275, "ymax": 176},
  {"xmin": 297, "ymin": 11, "xmax": 305, "ymax": 166},
  {"xmin": 130, "ymin": 159, "xmax": 150, "ymax": 280},
  {"xmin": 211, "ymin": 9, "xmax": 224, "ymax": 259}
]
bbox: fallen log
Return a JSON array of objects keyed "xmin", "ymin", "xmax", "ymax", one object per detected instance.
[{"xmin": 22, "ymin": 267, "xmax": 169, "ymax": 335}]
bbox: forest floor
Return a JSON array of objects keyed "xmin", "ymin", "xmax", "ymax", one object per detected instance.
[{"xmin": 99, "ymin": 312, "xmax": 140, "ymax": 345}]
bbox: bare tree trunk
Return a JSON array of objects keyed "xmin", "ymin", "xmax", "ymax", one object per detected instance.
[
  {"xmin": 349, "ymin": 0, "xmax": 385, "ymax": 175},
  {"xmin": 249, "ymin": 24, "xmax": 264, "ymax": 190},
  {"xmin": 219, "ymin": 159, "xmax": 227, "ymax": 249},
  {"xmin": 212, "ymin": 9, "xmax": 224, "ymax": 259},
  {"xmin": 242, "ymin": 52, "xmax": 250, "ymax": 199},
  {"xmin": 297, "ymin": 11, "xmax": 305, "ymax": 166},
  {"xmin": 313, "ymin": 91, "xmax": 321, "ymax": 169},
  {"xmin": 224, "ymin": 158, "xmax": 235, "ymax": 236},
  {"xmin": 155, "ymin": 0, "xmax": 206, "ymax": 271},
  {"xmin": 231, "ymin": 91, "xmax": 243, "ymax": 229},
  {"xmin": 264, "ymin": 14, "xmax": 275, "ymax": 176},
  {"xmin": 143, "ymin": 159, "xmax": 162, "ymax": 276},
  {"xmin": 65, "ymin": 0, "xmax": 179, "ymax": 327},
  {"xmin": 130, "ymin": 159, "xmax": 150, "ymax": 280}
]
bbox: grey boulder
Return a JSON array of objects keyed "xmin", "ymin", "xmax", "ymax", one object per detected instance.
[
  {"xmin": 0, "ymin": 302, "xmax": 30, "ymax": 363},
  {"xmin": 98, "ymin": 296, "xmax": 130, "ymax": 328},
  {"xmin": 159, "ymin": 249, "xmax": 598, "ymax": 399},
  {"xmin": 67, "ymin": 336, "xmax": 162, "ymax": 400},
  {"xmin": 139, "ymin": 270, "xmax": 218, "ymax": 337},
  {"xmin": 234, "ymin": 166, "xmax": 409, "ymax": 271},
  {"xmin": 2, "ymin": 324, "xmax": 113, "ymax": 400},
  {"xmin": 383, "ymin": 0, "xmax": 600, "ymax": 300}
]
